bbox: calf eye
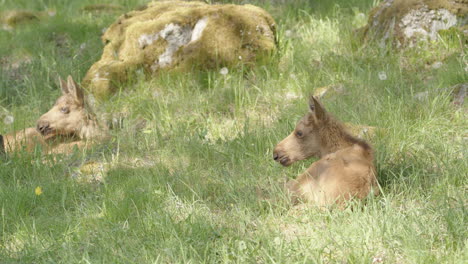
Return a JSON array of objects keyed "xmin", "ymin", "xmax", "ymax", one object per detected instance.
[
  {"xmin": 60, "ymin": 107, "xmax": 70, "ymax": 114},
  {"xmin": 295, "ymin": 130, "xmax": 303, "ymax": 138}
]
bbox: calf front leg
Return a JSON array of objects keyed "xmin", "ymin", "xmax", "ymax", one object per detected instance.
[{"xmin": 284, "ymin": 178, "xmax": 301, "ymax": 204}]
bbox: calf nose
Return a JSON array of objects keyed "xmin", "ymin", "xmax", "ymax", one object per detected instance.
[{"xmin": 37, "ymin": 120, "xmax": 49, "ymax": 133}]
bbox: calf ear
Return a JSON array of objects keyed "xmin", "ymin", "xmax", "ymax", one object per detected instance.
[
  {"xmin": 309, "ymin": 96, "xmax": 326, "ymax": 121},
  {"xmin": 59, "ymin": 77, "xmax": 69, "ymax": 95},
  {"xmin": 66, "ymin": 75, "xmax": 84, "ymax": 105}
]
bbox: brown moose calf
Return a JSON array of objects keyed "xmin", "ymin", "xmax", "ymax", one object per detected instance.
[
  {"xmin": 273, "ymin": 96, "xmax": 379, "ymax": 206},
  {"xmin": 1, "ymin": 76, "xmax": 108, "ymax": 156}
]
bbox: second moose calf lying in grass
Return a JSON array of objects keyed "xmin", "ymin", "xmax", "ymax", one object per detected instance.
[
  {"xmin": 1, "ymin": 76, "xmax": 108, "ymax": 155},
  {"xmin": 273, "ymin": 96, "xmax": 379, "ymax": 207},
  {"xmin": 35, "ymin": 75, "xmax": 109, "ymax": 153}
]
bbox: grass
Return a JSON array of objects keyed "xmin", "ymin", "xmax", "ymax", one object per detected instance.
[{"xmin": 1, "ymin": 0, "xmax": 467, "ymax": 263}]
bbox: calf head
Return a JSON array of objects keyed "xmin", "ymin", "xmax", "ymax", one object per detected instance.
[
  {"xmin": 273, "ymin": 96, "xmax": 329, "ymax": 166},
  {"xmin": 37, "ymin": 76, "xmax": 86, "ymax": 137}
]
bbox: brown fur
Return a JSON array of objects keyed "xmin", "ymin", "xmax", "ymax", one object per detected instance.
[
  {"xmin": 1, "ymin": 127, "xmax": 84, "ymax": 154},
  {"xmin": 37, "ymin": 76, "xmax": 108, "ymax": 141},
  {"xmin": 273, "ymin": 96, "xmax": 379, "ymax": 206},
  {"xmin": 36, "ymin": 76, "xmax": 109, "ymax": 153},
  {"xmin": 1, "ymin": 76, "xmax": 109, "ymax": 156},
  {"xmin": 2, "ymin": 127, "xmax": 47, "ymax": 153}
]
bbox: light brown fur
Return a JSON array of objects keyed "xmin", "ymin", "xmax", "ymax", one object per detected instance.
[
  {"xmin": 37, "ymin": 76, "xmax": 108, "ymax": 141},
  {"xmin": 1, "ymin": 76, "xmax": 108, "ymax": 156},
  {"xmin": 1, "ymin": 128, "xmax": 84, "ymax": 154},
  {"xmin": 273, "ymin": 96, "xmax": 379, "ymax": 206},
  {"xmin": 2, "ymin": 127, "xmax": 48, "ymax": 153}
]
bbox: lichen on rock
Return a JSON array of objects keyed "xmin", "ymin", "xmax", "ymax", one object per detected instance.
[
  {"xmin": 83, "ymin": 1, "xmax": 277, "ymax": 99},
  {"xmin": 359, "ymin": 0, "xmax": 468, "ymax": 47}
]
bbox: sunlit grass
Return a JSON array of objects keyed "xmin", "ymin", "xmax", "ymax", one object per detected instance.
[{"xmin": 1, "ymin": 0, "xmax": 466, "ymax": 263}]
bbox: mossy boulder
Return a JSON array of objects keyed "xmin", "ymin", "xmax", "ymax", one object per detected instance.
[
  {"xmin": 1, "ymin": 10, "xmax": 56, "ymax": 30},
  {"xmin": 83, "ymin": 1, "xmax": 277, "ymax": 99},
  {"xmin": 81, "ymin": 4, "xmax": 125, "ymax": 13},
  {"xmin": 360, "ymin": 0, "xmax": 468, "ymax": 47},
  {"xmin": 1, "ymin": 10, "xmax": 39, "ymax": 30}
]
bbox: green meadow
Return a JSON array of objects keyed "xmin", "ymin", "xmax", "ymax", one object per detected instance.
[{"xmin": 0, "ymin": 0, "xmax": 466, "ymax": 263}]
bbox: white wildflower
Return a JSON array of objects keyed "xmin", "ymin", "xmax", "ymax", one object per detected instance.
[
  {"xmin": 356, "ymin": 13, "xmax": 366, "ymax": 20},
  {"xmin": 378, "ymin": 71, "xmax": 387, "ymax": 80},
  {"xmin": 372, "ymin": 257, "xmax": 383, "ymax": 263},
  {"xmin": 238, "ymin": 240, "xmax": 247, "ymax": 251},
  {"xmin": 431, "ymin": 61, "xmax": 443, "ymax": 69},
  {"xmin": 353, "ymin": 13, "xmax": 366, "ymax": 27},
  {"xmin": 285, "ymin": 92, "xmax": 300, "ymax": 100},
  {"xmin": 3, "ymin": 115, "xmax": 14, "ymax": 125},
  {"xmin": 285, "ymin": 30, "xmax": 293, "ymax": 38},
  {"xmin": 219, "ymin": 67, "xmax": 229, "ymax": 75},
  {"xmin": 273, "ymin": 237, "xmax": 281, "ymax": 246}
]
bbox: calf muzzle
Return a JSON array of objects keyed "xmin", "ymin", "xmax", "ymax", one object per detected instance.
[
  {"xmin": 37, "ymin": 121, "xmax": 51, "ymax": 136},
  {"xmin": 273, "ymin": 149, "xmax": 291, "ymax": 166}
]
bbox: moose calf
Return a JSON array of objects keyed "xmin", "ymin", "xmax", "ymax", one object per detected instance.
[
  {"xmin": 274, "ymin": 96, "xmax": 379, "ymax": 206},
  {"xmin": 1, "ymin": 76, "xmax": 108, "ymax": 155}
]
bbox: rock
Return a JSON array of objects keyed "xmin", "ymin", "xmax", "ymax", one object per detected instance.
[
  {"xmin": 81, "ymin": 4, "xmax": 125, "ymax": 13},
  {"xmin": 82, "ymin": 1, "xmax": 277, "ymax": 99},
  {"xmin": 451, "ymin": 83, "xmax": 467, "ymax": 106},
  {"xmin": 0, "ymin": 53, "xmax": 32, "ymax": 70},
  {"xmin": 1, "ymin": 10, "xmax": 38, "ymax": 30},
  {"xmin": 359, "ymin": 0, "xmax": 468, "ymax": 47},
  {"xmin": 0, "ymin": 9, "xmax": 56, "ymax": 30},
  {"xmin": 414, "ymin": 91, "xmax": 429, "ymax": 101},
  {"xmin": 0, "ymin": 53, "xmax": 33, "ymax": 81},
  {"xmin": 72, "ymin": 161, "xmax": 110, "ymax": 183}
]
